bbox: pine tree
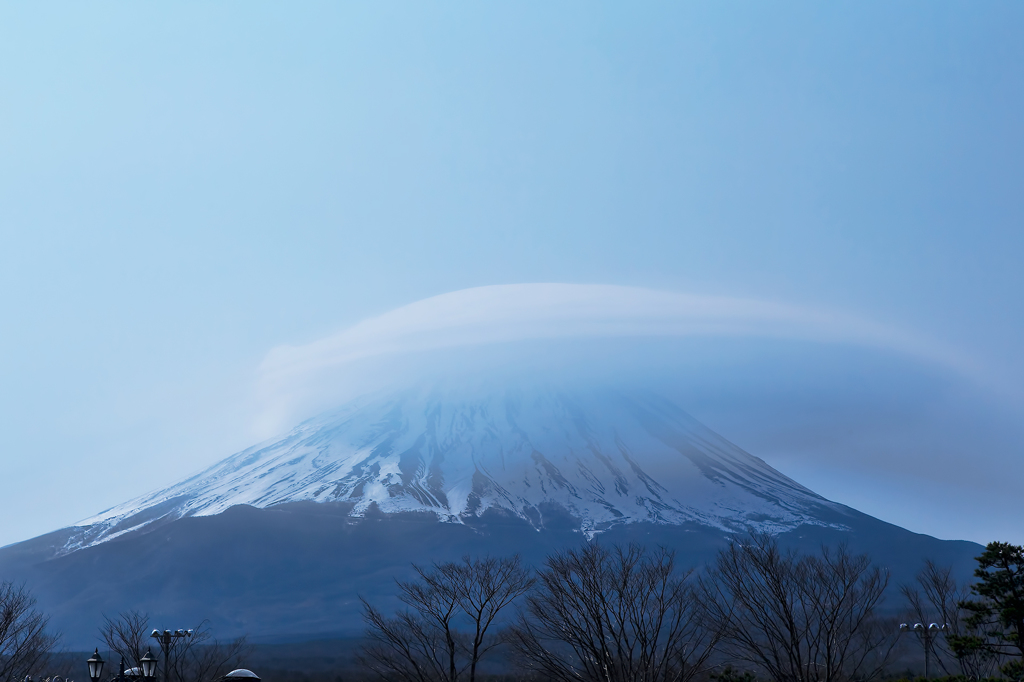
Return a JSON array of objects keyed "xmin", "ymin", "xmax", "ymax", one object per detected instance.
[{"xmin": 949, "ymin": 542, "xmax": 1024, "ymax": 680}]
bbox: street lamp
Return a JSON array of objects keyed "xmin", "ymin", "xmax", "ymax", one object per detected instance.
[
  {"xmin": 87, "ymin": 649, "xmax": 105, "ymax": 682},
  {"xmin": 151, "ymin": 629, "xmax": 193, "ymax": 682},
  {"xmin": 899, "ymin": 622, "xmax": 948, "ymax": 678},
  {"xmin": 139, "ymin": 650, "xmax": 158, "ymax": 682}
]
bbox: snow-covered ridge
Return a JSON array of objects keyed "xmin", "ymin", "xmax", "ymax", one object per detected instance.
[{"xmin": 65, "ymin": 387, "xmax": 848, "ymax": 555}]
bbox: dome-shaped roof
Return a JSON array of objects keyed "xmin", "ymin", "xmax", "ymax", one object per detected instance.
[{"xmin": 223, "ymin": 670, "xmax": 260, "ymax": 681}]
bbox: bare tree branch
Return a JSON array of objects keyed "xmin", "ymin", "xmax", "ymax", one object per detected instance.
[
  {"xmin": 701, "ymin": 533, "xmax": 894, "ymax": 682},
  {"xmin": 100, "ymin": 614, "xmax": 248, "ymax": 682},
  {"xmin": 100, "ymin": 611, "xmax": 151, "ymax": 675},
  {"xmin": 359, "ymin": 555, "xmax": 533, "ymax": 682},
  {"xmin": 0, "ymin": 582, "xmax": 60, "ymax": 682},
  {"xmin": 901, "ymin": 559, "xmax": 1002, "ymax": 678},
  {"xmin": 508, "ymin": 543, "xmax": 717, "ymax": 682}
]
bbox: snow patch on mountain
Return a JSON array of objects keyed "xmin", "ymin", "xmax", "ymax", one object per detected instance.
[{"xmin": 64, "ymin": 387, "xmax": 849, "ymax": 555}]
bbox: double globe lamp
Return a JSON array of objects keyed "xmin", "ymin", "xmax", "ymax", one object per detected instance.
[{"xmin": 86, "ymin": 649, "xmax": 158, "ymax": 682}]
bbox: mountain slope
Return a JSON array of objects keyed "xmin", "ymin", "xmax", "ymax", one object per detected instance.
[
  {"xmin": 68, "ymin": 387, "xmax": 848, "ymax": 553},
  {"xmin": 0, "ymin": 384, "xmax": 982, "ymax": 646}
]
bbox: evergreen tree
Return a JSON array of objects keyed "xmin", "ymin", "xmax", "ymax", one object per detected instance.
[{"xmin": 950, "ymin": 542, "xmax": 1024, "ymax": 680}]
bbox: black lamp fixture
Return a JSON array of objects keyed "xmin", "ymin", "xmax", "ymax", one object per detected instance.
[
  {"xmin": 140, "ymin": 650, "xmax": 158, "ymax": 681},
  {"xmin": 87, "ymin": 649, "xmax": 105, "ymax": 682}
]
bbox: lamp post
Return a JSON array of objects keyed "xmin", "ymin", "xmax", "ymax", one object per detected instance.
[
  {"xmin": 87, "ymin": 646, "xmax": 157, "ymax": 682},
  {"xmin": 140, "ymin": 650, "xmax": 157, "ymax": 682},
  {"xmin": 899, "ymin": 622, "xmax": 948, "ymax": 678},
  {"xmin": 150, "ymin": 629, "xmax": 192, "ymax": 682},
  {"xmin": 87, "ymin": 649, "xmax": 105, "ymax": 682}
]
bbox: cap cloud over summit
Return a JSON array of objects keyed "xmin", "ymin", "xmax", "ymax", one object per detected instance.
[{"xmin": 237, "ymin": 285, "xmax": 1024, "ymax": 545}]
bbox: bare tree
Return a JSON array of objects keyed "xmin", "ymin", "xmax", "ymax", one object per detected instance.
[
  {"xmin": 702, "ymin": 534, "xmax": 893, "ymax": 682},
  {"xmin": 0, "ymin": 581, "xmax": 59, "ymax": 682},
  {"xmin": 432, "ymin": 556, "xmax": 535, "ymax": 682},
  {"xmin": 508, "ymin": 543, "xmax": 718, "ymax": 682},
  {"xmin": 359, "ymin": 555, "xmax": 533, "ymax": 682},
  {"xmin": 101, "ymin": 610, "xmax": 152, "ymax": 674},
  {"xmin": 361, "ymin": 600, "xmax": 460, "ymax": 682},
  {"xmin": 100, "ymin": 613, "xmax": 247, "ymax": 682},
  {"xmin": 166, "ymin": 623, "xmax": 248, "ymax": 682},
  {"xmin": 901, "ymin": 560, "xmax": 1001, "ymax": 679}
]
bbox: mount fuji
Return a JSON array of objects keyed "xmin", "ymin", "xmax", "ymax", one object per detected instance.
[
  {"xmin": 70, "ymin": 387, "xmax": 848, "ymax": 551},
  {"xmin": 0, "ymin": 383, "xmax": 980, "ymax": 645}
]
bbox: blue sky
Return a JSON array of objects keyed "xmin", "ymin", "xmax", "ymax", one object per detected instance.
[{"xmin": 1, "ymin": 1, "xmax": 1022, "ymax": 546}]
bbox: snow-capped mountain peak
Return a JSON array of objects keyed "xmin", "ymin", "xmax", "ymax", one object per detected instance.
[{"xmin": 67, "ymin": 386, "xmax": 847, "ymax": 554}]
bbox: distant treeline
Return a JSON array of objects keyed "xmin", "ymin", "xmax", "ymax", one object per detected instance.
[
  {"xmin": 3, "ymin": 537, "xmax": 1022, "ymax": 682},
  {"xmin": 357, "ymin": 536, "xmax": 1024, "ymax": 682}
]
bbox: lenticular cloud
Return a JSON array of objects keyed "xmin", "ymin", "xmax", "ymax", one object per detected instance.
[{"xmin": 258, "ymin": 283, "xmax": 967, "ymax": 388}]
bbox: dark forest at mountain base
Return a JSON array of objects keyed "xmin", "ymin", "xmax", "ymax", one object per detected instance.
[{"xmin": 0, "ymin": 501, "xmax": 981, "ymax": 649}]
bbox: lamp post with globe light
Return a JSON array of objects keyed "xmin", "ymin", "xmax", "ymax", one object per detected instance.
[
  {"xmin": 899, "ymin": 622, "xmax": 948, "ymax": 678},
  {"xmin": 150, "ymin": 630, "xmax": 192, "ymax": 682}
]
